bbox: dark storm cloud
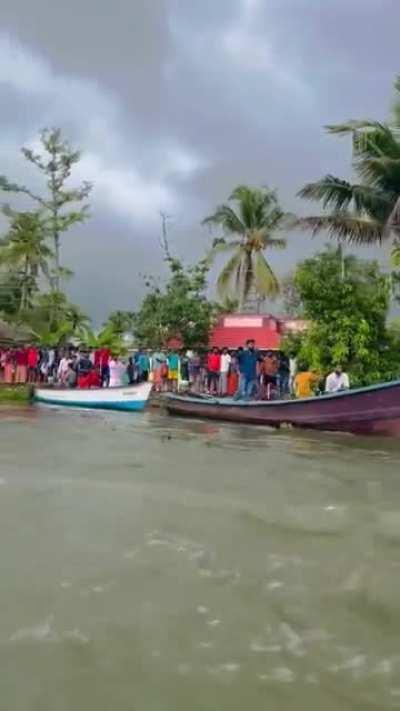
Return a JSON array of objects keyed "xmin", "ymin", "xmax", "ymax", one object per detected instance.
[{"xmin": 0, "ymin": 0, "xmax": 398, "ymax": 321}]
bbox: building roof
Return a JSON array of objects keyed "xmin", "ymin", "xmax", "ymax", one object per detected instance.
[{"xmin": 209, "ymin": 314, "xmax": 281, "ymax": 350}]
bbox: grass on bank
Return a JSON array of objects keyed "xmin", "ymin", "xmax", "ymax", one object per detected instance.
[{"xmin": 0, "ymin": 385, "xmax": 31, "ymax": 403}]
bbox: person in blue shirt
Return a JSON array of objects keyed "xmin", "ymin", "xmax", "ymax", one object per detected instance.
[
  {"xmin": 234, "ymin": 339, "xmax": 260, "ymax": 400},
  {"xmin": 137, "ymin": 349, "xmax": 150, "ymax": 382}
]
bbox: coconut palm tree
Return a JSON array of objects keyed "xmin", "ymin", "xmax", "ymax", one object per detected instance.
[
  {"xmin": 298, "ymin": 76, "xmax": 400, "ymax": 254},
  {"xmin": 0, "ymin": 212, "xmax": 52, "ymax": 312},
  {"xmin": 102, "ymin": 310, "xmax": 136, "ymax": 336},
  {"xmin": 203, "ymin": 185, "xmax": 292, "ymax": 311}
]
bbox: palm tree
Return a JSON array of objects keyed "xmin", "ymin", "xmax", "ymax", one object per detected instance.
[
  {"xmin": 102, "ymin": 310, "xmax": 136, "ymax": 336},
  {"xmin": 298, "ymin": 76, "xmax": 400, "ymax": 254},
  {"xmin": 203, "ymin": 185, "xmax": 292, "ymax": 311},
  {"xmin": 28, "ymin": 290, "xmax": 92, "ymax": 345},
  {"xmin": 0, "ymin": 212, "xmax": 52, "ymax": 312}
]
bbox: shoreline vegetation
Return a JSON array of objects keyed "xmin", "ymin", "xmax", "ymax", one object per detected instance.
[
  {"xmin": 2, "ymin": 78, "xmax": 400, "ymax": 389},
  {"xmin": 0, "ymin": 384, "xmax": 31, "ymax": 403}
]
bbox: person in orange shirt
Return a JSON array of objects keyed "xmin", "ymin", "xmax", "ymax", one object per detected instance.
[{"xmin": 294, "ymin": 366, "xmax": 320, "ymax": 398}]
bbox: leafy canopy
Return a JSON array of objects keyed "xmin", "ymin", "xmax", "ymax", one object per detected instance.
[
  {"xmin": 0, "ymin": 128, "xmax": 92, "ymax": 289},
  {"xmin": 284, "ymin": 247, "xmax": 400, "ymax": 385},
  {"xmin": 135, "ymin": 256, "xmax": 216, "ymax": 349}
]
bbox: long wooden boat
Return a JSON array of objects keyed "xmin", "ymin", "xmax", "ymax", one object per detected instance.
[
  {"xmin": 34, "ymin": 382, "xmax": 153, "ymax": 412},
  {"xmin": 166, "ymin": 380, "xmax": 400, "ymax": 435}
]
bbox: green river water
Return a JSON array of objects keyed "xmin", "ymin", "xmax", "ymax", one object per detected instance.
[{"xmin": 1, "ymin": 404, "xmax": 400, "ymax": 710}]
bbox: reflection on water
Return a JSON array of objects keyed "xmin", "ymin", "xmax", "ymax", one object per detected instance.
[{"xmin": 1, "ymin": 405, "xmax": 400, "ymax": 710}]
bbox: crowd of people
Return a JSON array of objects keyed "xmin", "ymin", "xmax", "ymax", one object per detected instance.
[{"xmin": 0, "ymin": 340, "xmax": 349, "ymax": 398}]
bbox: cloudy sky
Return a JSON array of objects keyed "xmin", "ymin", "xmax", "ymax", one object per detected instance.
[{"xmin": 1, "ymin": 0, "xmax": 399, "ymax": 322}]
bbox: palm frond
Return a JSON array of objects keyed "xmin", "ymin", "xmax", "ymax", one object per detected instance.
[
  {"xmin": 207, "ymin": 239, "xmax": 241, "ymax": 261},
  {"xmin": 261, "ymin": 234, "xmax": 286, "ymax": 250},
  {"xmin": 326, "ymin": 120, "xmax": 388, "ymax": 136},
  {"xmin": 253, "ymin": 253, "xmax": 280, "ymax": 299},
  {"xmin": 297, "ymin": 213, "xmax": 384, "ymax": 245},
  {"xmin": 216, "ymin": 250, "xmax": 243, "ymax": 297},
  {"xmin": 298, "ymin": 175, "xmax": 390, "ymax": 216},
  {"xmin": 202, "ymin": 205, "xmax": 245, "ymax": 235},
  {"xmin": 386, "ymin": 195, "xmax": 400, "ymax": 237}
]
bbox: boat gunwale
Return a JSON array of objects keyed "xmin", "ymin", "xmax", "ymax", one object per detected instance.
[
  {"xmin": 34, "ymin": 383, "xmax": 152, "ymax": 394},
  {"xmin": 166, "ymin": 378, "xmax": 400, "ymax": 408}
]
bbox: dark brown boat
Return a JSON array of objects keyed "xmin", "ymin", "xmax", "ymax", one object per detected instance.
[{"xmin": 166, "ymin": 380, "xmax": 400, "ymax": 435}]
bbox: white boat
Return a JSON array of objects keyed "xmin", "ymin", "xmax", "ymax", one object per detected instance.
[{"xmin": 34, "ymin": 382, "xmax": 153, "ymax": 412}]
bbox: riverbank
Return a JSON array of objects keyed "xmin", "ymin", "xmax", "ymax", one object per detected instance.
[{"xmin": 0, "ymin": 384, "xmax": 31, "ymax": 403}]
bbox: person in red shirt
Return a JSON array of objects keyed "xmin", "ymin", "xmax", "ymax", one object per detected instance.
[
  {"xmin": 27, "ymin": 345, "xmax": 39, "ymax": 383},
  {"xmin": 15, "ymin": 347, "xmax": 28, "ymax": 383},
  {"xmin": 207, "ymin": 347, "xmax": 221, "ymax": 394}
]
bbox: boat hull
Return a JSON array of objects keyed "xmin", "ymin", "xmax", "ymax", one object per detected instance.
[
  {"xmin": 166, "ymin": 380, "xmax": 400, "ymax": 435},
  {"xmin": 34, "ymin": 382, "xmax": 153, "ymax": 412}
]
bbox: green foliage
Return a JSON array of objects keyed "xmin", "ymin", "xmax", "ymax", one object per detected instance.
[
  {"xmin": 0, "ymin": 212, "xmax": 52, "ymax": 311},
  {"xmin": 0, "ymin": 386, "xmax": 30, "ymax": 404},
  {"xmin": 286, "ymin": 247, "xmax": 399, "ymax": 385},
  {"xmin": 24, "ymin": 290, "xmax": 92, "ymax": 346},
  {"xmin": 0, "ymin": 128, "xmax": 92, "ymax": 289},
  {"xmin": 134, "ymin": 257, "xmax": 215, "ymax": 349},
  {"xmin": 203, "ymin": 185, "xmax": 293, "ymax": 309},
  {"xmin": 102, "ymin": 310, "xmax": 136, "ymax": 336},
  {"xmin": 298, "ymin": 76, "xmax": 400, "ymax": 255},
  {"xmin": 0, "ymin": 272, "xmax": 23, "ymax": 317}
]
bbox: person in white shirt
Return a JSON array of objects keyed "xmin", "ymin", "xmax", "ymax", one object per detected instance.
[
  {"xmin": 57, "ymin": 355, "xmax": 70, "ymax": 384},
  {"xmin": 109, "ymin": 356, "xmax": 126, "ymax": 387},
  {"xmin": 325, "ymin": 365, "xmax": 350, "ymax": 393},
  {"xmin": 219, "ymin": 347, "xmax": 232, "ymax": 396},
  {"xmin": 289, "ymin": 356, "xmax": 297, "ymax": 395}
]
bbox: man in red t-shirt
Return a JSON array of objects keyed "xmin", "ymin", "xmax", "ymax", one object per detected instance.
[
  {"xmin": 27, "ymin": 345, "xmax": 39, "ymax": 383},
  {"xmin": 207, "ymin": 347, "xmax": 221, "ymax": 394}
]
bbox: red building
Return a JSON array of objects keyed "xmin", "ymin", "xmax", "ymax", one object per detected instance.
[{"xmin": 209, "ymin": 314, "xmax": 308, "ymax": 351}]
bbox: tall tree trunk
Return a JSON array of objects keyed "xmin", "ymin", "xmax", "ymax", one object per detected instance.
[
  {"xmin": 338, "ymin": 242, "xmax": 345, "ymax": 281},
  {"xmin": 19, "ymin": 257, "xmax": 29, "ymax": 312},
  {"xmin": 50, "ymin": 156, "xmax": 60, "ymax": 292},
  {"xmin": 54, "ymin": 230, "xmax": 60, "ymax": 290}
]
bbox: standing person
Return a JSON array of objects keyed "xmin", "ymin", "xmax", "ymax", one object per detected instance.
[
  {"xmin": 4, "ymin": 349, "xmax": 15, "ymax": 384},
  {"xmin": 15, "ymin": 346, "xmax": 28, "ymax": 384},
  {"xmin": 234, "ymin": 340, "xmax": 260, "ymax": 400},
  {"xmin": 138, "ymin": 349, "xmax": 150, "ymax": 382},
  {"xmin": 294, "ymin": 365, "xmax": 319, "ymax": 398},
  {"xmin": 207, "ymin": 347, "xmax": 221, "ymax": 394},
  {"xmin": 27, "ymin": 345, "xmax": 39, "ymax": 383},
  {"xmin": 167, "ymin": 350, "xmax": 180, "ymax": 393},
  {"xmin": 260, "ymin": 351, "xmax": 279, "ymax": 400},
  {"xmin": 278, "ymin": 354, "xmax": 290, "ymax": 398},
  {"xmin": 151, "ymin": 350, "xmax": 167, "ymax": 392},
  {"xmin": 47, "ymin": 347, "xmax": 56, "ymax": 381},
  {"xmin": 65, "ymin": 360, "xmax": 77, "ymax": 388},
  {"xmin": 99, "ymin": 347, "xmax": 111, "ymax": 387},
  {"xmin": 109, "ymin": 355, "xmax": 125, "ymax": 387},
  {"xmin": 126, "ymin": 356, "xmax": 136, "ymax": 385},
  {"xmin": 77, "ymin": 351, "xmax": 93, "ymax": 388},
  {"xmin": 188, "ymin": 351, "xmax": 202, "ymax": 392},
  {"xmin": 57, "ymin": 352, "xmax": 70, "ymax": 385},
  {"xmin": 227, "ymin": 350, "xmax": 240, "ymax": 396},
  {"xmin": 219, "ymin": 347, "xmax": 231, "ymax": 396},
  {"xmin": 289, "ymin": 355, "xmax": 297, "ymax": 396},
  {"xmin": 180, "ymin": 350, "xmax": 190, "ymax": 384},
  {"xmin": 325, "ymin": 365, "xmax": 350, "ymax": 393}
]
